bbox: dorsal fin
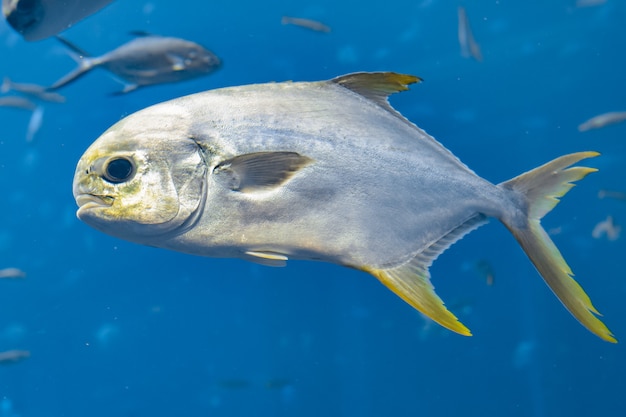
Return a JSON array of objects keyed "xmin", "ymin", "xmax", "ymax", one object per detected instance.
[
  {"xmin": 55, "ymin": 35, "xmax": 91, "ymax": 58},
  {"xmin": 331, "ymin": 72, "xmax": 422, "ymax": 112},
  {"xmin": 333, "ymin": 72, "xmax": 478, "ymax": 176}
]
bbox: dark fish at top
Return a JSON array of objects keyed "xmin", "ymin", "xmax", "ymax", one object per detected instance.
[
  {"xmin": 2, "ymin": 0, "xmax": 114, "ymax": 41},
  {"xmin": 49, "ymin": 33, "xmax": 222, "ymax": 94},
  {"xmin": 73, "ymin": 72, "xmax": 615, "ymax": 343}
]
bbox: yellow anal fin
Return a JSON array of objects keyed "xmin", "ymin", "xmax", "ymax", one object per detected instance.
[
  {"xmin": 360, "ymin": 214, "xmax": 488, "ymax": 336},
  {"xmin": 244, "ymin": 250, "xmax": 288, "ymax": 267},
  {"xmin": 365, "ymin": 263, "xmax": 471, "ymax": 336}
]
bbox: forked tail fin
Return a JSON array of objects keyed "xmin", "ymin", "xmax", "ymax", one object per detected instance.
[
  {"xmin": 499, "ymin": 151, "xmax": 616, "ymax": 343},
  {"xmin": 47, "ymin": 36, "xmax": 95, "ymax": 91}
]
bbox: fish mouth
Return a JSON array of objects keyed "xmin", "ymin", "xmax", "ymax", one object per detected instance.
[{"xmin": 75, "ymin": 194, "xmax": 114, "ymax": 216}]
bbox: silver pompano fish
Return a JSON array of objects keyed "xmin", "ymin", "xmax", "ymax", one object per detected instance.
[
  {"xmin": 2, "ymin": 0, "xmax": 114, "ymax": 41},
  {"xmin": 49, "ymin": 34, "xmax": 221, "ymax": 94},
  {"xmin": 72, "ymin": 72, "xmax": 615, "ymax": 342}
]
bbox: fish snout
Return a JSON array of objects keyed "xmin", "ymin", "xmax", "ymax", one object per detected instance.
[
  {"xmin": 198, "ymin": 51, "xmax": 221, "ymax": 72},
  {"xmin": 73, "ymin": 161, "xmax": 114, "ymax": 218},
  {"xmin": 73, "ymin": 178, "xmax": 114, "ymax": 219}
]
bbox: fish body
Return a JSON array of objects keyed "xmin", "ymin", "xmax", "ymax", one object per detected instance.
[
  {"xmin": 73, "ymin": 72, "xmax": 615, "ymax": 342},
  {"xmin": 592, "ymin": 216, "xmax": 620, "ymax": 241},
  {"xmin": 2, "ymin": 0, "xmax": 114, "ymax": 41},
  {"xmin": 281, "ymin": 16, "xmax": 331, "ymax": 33},
  {"xmin": 458, "ymin": 6, "xmax": 482, "ymax": 62},
  {"xmin": 1, "ymin": 77, "xmax": 65, "ymax": 102},
  {"xmin": 0, "ymin": 349, "xmax": 30, "ymax": 364},
  {"xmin": 26, "ymin": 105, "xmax": 44, "ymax": 142},
  {"xmin": 0, "ymin": 267, "xmax": 26, "ymax": 279},
  {"xmin": 50, "ymin": 35, "xmax": 222, "ymax": 93},
  {"xmin": 578, "ymin": 111, "xmax": 626, "ymax": 132},
  {"xmin": 0, "ymin": 95, "xmax": 37, "ymax": 110}
]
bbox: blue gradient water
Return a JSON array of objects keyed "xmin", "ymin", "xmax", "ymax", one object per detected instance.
[{"xmin": 0, "ymin": 1, "xmax": 624, "ymax": 416}]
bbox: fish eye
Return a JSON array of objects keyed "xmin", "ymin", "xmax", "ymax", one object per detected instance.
[{"xmin": 103, "ymin": 157, "xmax": 135, "ymax": 184}]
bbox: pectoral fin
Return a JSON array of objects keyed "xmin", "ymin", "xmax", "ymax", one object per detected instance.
[
  {"xmin": 213, "ymin": 151, "xmax": 313, "ymax": 192},
  {"xmin": 166, "ymin": 53, "xmax": 186, "ymax": 71}
]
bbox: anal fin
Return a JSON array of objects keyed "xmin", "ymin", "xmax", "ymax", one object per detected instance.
[{"xmin": 362, "ymin": 214, "xmax": 488, "ymax": 336}]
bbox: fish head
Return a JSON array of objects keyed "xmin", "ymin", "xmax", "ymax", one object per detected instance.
[
  {"xmin": 167, "ymin": 41, "xmax": 221, "ymax": 74},
  {"xmin": 73, "ymin": 103, "xmax": 208, "ymax": 243}
]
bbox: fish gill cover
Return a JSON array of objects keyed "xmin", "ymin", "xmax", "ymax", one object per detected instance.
[{"xmin": 0, "ymin": 0, "xmax": 625, "ymax": 417}]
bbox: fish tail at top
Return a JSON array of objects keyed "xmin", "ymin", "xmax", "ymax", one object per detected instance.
[
  {"xmin": 47, "ymin": 59, "xmax": 94, "ymax": 91},
  {"xmin": 499, "ymin": 151, "xmax": 616, "ymax": 343},
  {"xmin": 47, "ymin": 36, "xmax": 95, "ymax": 91}
]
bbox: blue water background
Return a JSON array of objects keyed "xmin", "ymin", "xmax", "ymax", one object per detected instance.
[{"xmin": 0, "ymin": 0, "xmax": 625, "ymax": 416}]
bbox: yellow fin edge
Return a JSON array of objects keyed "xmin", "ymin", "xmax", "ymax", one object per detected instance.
[{"xmin": 362, "ymin": 266, "xmax": 472, "ymax": 337}]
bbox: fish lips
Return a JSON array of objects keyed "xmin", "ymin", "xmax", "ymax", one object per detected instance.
[{"xmin": 75, "ymin": 193, "xmax": 113, "ymax": 220}]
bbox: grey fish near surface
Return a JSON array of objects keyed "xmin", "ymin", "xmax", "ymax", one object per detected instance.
[
  {"xmin": 2, "ymin": 0, "xmax": 114, "ymax": 41},
  {"xmin": 592, "ymin": 216, "xmax": 621, "ymax": 241},
  {"xmin": 1, "ymin": 76, "xmax": 65, "ymax": 103},
  {"xmin": 0, "ymin": 267, "xmax": 26, "ymax": 279},
  {"xmin": 0, "ymin": 95, "xmax": 37, "ymax": 110},
  {"xmin": 49, "ymin": 34, "xmax": 222, "ymax": 94},
  {"xmin": 0, "ymin": 349, "xmax": 30, "ymax": 364},
  {"xmin": 72, "ymin": 72, "xmax": 616, "ymax": 343},
  {"xmin": 26, "ymin": 105, "xmax": 44, "ymax": 142},
  {"xmin": 578, "ymin": 111, "xmax": 626, "ymax": 132},
  {"xmin": 281, "ymin": 16, "xmax": 331, "ymax": 33},
  {"xmin": 598, "ymin": 189, "xmax": 626, "ymax": 201},
  {"xmin": 458, "ymin": 6, "xmax": 482, "ymax": 62}
]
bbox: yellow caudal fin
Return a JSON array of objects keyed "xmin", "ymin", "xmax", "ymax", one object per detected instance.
[
  {"xmin": 500, "ymin": 152, "xmax": 616, "ymax": 343},
  {"xmin": 363, "ymin": 214, "xmax": 488, "ymax": 336}
]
